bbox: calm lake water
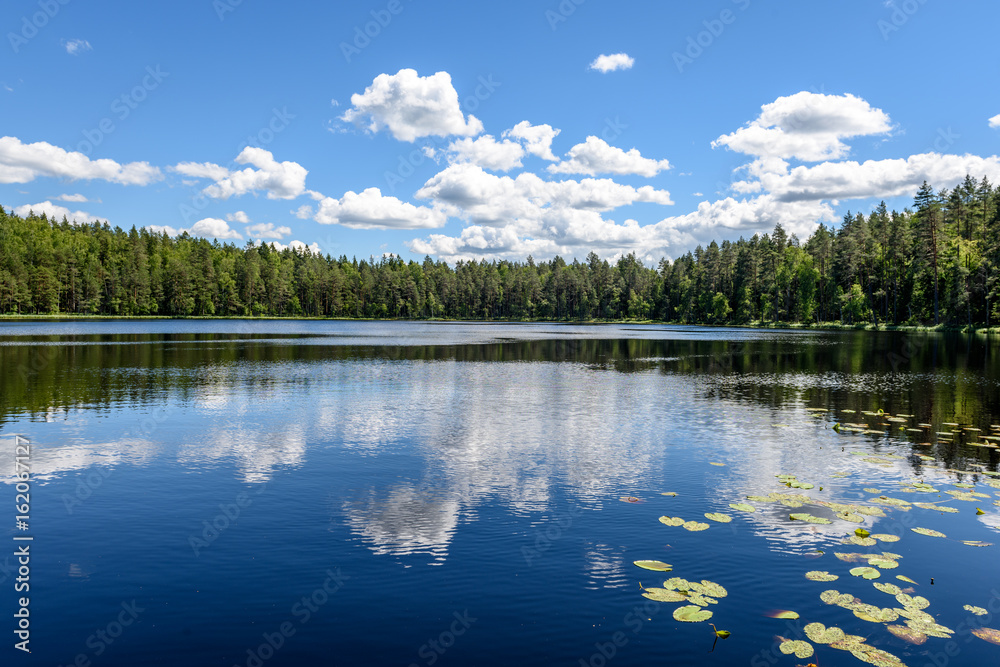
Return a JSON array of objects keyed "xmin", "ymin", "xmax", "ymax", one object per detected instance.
[{"xmin": 2, "ymin": 321, "xmax": 1000, "ymax": 666}]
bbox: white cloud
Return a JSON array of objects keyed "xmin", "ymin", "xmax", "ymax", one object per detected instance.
[
  {"xmin": 173, "ymin": 161, "xmax": 230, "ymax": 181},
  {"xmin": 548, "ymin": 136, "xmax": 671, "ymax": 177},
  {"xmin": 199, "ymin": 147, "xmax": 308, "ymax": 200},
  {"xmin": 13, "ymin": 201, "xmax": 96, "ymax": 223},
  {"xmin": 589, "ymin": 53, "xmax": 634, "ymax": 73},
  {"xmin": 445, "ymin": 135, "xmax": 525, "ymax": 171},
  {"xmin": 315, "ymin": 187, "xmax": 447, "ymax": 229},
  {"xmin": 0, "ymin": 136, "xmax": 161, "ymax": 185},
  {"xmin": 990, "ymin": 114, "xmax": 1000, "ymax": 129},
  {"xmin": 64, "ymin": 39, "xmax": 92, "ymax": 55},
  {"xmin": 147, "ymin": 225, "xmax": 179, "ymax": 236},
  {"xmin": 226, "ymin": 210, "xmax": 251, "ymax": 223},
  {"xmin": 261, "ymin": 240, "xmax": 322, "ymax": 254},
  {"xmin": 743, "ymin": 152, "xmax": 1000, "ymax": 203},
  {"xmin": 712, "ymin": 92, "xmax": 893, "ymax": 161},
  {"xmin": 292, "ymin": 204, "xmax": 314, "ymax": 219},
  {"xmin": 56, "ymin": 193, "xmax": 88, "ymax": 202},
  {"xmin": 503, "ymin": 121, "xmax": 560, "ymax": 161},
  {"xmin": 341, "ymin": 69, "xmax": 484, "ymax": 142},
  {"xmin": 247, "ymin": 223, "xmax": 292, "ymax": 239},
  {"xmin": 188, "ymin": 218, "xmax": 243, "ymax": 240}
]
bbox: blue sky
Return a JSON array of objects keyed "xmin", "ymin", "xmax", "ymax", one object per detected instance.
[{"xmin": 2, "ymin": 0, "xmax": 999, "ymax": 264}]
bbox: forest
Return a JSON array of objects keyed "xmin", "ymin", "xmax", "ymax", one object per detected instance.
[{"xmin": 1, "ymin": 176, "xmax": 998, "ymax": 327}]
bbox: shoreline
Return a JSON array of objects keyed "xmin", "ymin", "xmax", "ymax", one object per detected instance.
[{"xmin": 2, "ymin": 313, "xmax": 999, "ymax": 334}]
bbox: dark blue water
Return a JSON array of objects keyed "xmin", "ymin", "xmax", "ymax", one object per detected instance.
[{"xmin": 2, "ymin": 321, "xmax": 999, "ymax": 666}]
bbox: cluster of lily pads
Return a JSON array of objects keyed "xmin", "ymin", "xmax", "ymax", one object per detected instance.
[
  {"xmin": 625, "ymin": 409, "xmax": 1000, "ymax": 665},
  {"xmin": 633, "ymin": 560, "xmax": 729, "ymax": 625}
]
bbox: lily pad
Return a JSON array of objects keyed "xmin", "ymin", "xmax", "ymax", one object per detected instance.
[
  {"xmin": 673, "ymin": 605, "xmax": 713, "ymax": 622},
  {"xmin": 805, "ymin": 571, "xmax": 839, "ymax": 582},
  {"xmin": 729, "ymin": 503, "xmax": 756, "ymax": 513},
  {"xmin": 777, "ymin": 639, "xmax": 814, "ymax": 659},
  {"xmin": 896, "ymin": 575, "xmax": 918, "ymax": 585},
  {"xmin": 709, "ymin": 462, "xmax": 726, "ymax": 467},
  {"xmin": 971, "ymin": 627, "xmax": 1000, "ymax": 645},
  {"xmin": 873, "ymin": 582, "xmax": 902, "ymax": 595},
  {"xmin": 896, "ymin": 593, "xmax": 930, "ymax": 610},
  {"xmin": 659, "ymin": 516, "xmax": 685, "ymax": 527},
  {"xmin": 848, "ymin": 536, "xmax": 877, "ymax": 546},
  {"xmin": 850, "ymin": 566, "xmax": 881, "ymax": 580},
  {"xmin": 691, "ymin": 580, "xmax": 728, "ymax": 598},
  {"xmin": 660, "ymin": 492, "xmax": 678, "ymax": 497},
  {"xmin": 682, "ymin": 520, "xmax": 709, "ymax": 532},
  {"xmin": 911, "ymin": 527, "xmax": 947, "ymax": 538},
  {"xmin": 641, "ymin": 588, "xmax": 688, "ymax": 602},
  {"xmin": 962, "ymin": 540, "xmax": 993, "ymax": 547},
  {"xmin": 633, "ymin": 560, "xmax": 672, "ymax": 571},
  {"xmin": 855, "ymin": 528, "xmax": 871, "ymax": 538},
  {"xmin": 886, "ymin": 624, "xmax": 928, "ymax": 645},
  {"xmin": 965, "ymin": 605, "xmax": 988, "ymax": 616},
  {"xmin": 804, "ymin": 622, "xmax": 845, "ymax": 644},
  {"xmin": 704, "ymin": 512, "xmax": 732, "ymax": 523},
  {"xmin": 789, "ymin": 513, "xmax": 832, "ymax": 524},
  {"xmin": 871, "ymin": 533, "xmax": 900, "ymax": 542},
  {"xmin": 766, "ymin": 610, "xmax": 799, "ymax": 619}
]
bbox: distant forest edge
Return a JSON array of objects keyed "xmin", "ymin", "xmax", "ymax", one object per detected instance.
[{"xmin": 2, "ymin": 176, "xmax": 999, "ymax": 326}]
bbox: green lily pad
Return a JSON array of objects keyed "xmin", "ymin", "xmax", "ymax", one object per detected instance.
[
  {"xmin": 789, "ymin": 513, "xmax": 832, "ymax": 524},
  {"xmin": 804, "ymin": 622, "xmax": 846, "ymax": 644},
  {"xmin": 691, "ymin": 580, "xmax": 728, "ymax": 598},
  {"xmin": 847, "ymin": 536, "xmax": 877, "ymax": 546},
  {"xmin": 633, "ymin": 560, "xmax": 672, "ymax": 571},
  {"xmin": 682, "ymin": 521, "xmax": 709, "ymax": 532},
  {"xmin": 913, "ymin": 503, "xmax": 958, "ymax": 514},
  {"xmin": 871, "ymin": 533, "xmax": 900, "ymax": 542},
  {"xmin": 729, "ymin": 503, "xmax": 756, "ymax": 513},
  {"xmin": 641, "ymin": 588, "xmax": 688, "ymax": 602},
  {"xmin": 659, "ymin": 516, "xmax": 685, "ymax": 526},
  {"xmin": 805, "ymin": 571, "xmax": 839, "ymax": 582},
  {"xmin": 777, "ymin": 638, "xmax": 814, "ymax": 659},
  {"xmin": 709, "ymin": 462, "xmax": 726, "ymax": 467},
  {"xmin": 704, "ymin": 512, "xmax": 732, "ymax": 523},
  {"xmin": 962, "ymin": 540, "xmax": 993, "ymax": 547},
  {"xmin": 673, "ymin": 605, "xmax": 713, "ymax": 622},
  {"xmin": 660, "ymin": 492, "xmax": 678, "ymax": 497},
  {"xmin": 896, "ymin": 593, "xmax": 930, "ymax": 610},
  {"xmin": 855, "ymin": 528, "xmax": 871, "ymax": 538},
  {"xmin": 850, "ymin": 566, "xmax": 881, "ymax": 580},
  {"xmin": 873, "ymin": 582, "xmax": 902, "ymax": 595},
  {"xmin": 896, "ymin": 575, "xmax": 918, "ymax": 585},
  {"xmin": 965, "ymin": 605, "xmax": 988, "ymax": 616},
  {"xmin": 863, "ymin": 488, "xmax": 882, "ymax": 494},
  {"xmin": 911, "ymin": 527, "xmax": 946, "ymax": 538},
  {"xmin": 663, "ymin": 577, "xmax": 693, "ymax": 591},
  {"xmin": 868, "ymin": 558, "xmax": 899, "ymax": 569},
  {"xmin": 766, "ymin": 610, "xmax": 799, "ymax": 619}
]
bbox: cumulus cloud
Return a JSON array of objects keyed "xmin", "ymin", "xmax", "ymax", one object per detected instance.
[
  {"xmin": 247, "ymin": 223, "xmax": 292, "ymax": 239},
  {"xmin": 56, "ymin": 193, "xmax": 88, "ymax": 202},
  {"xmin": 588, "ymin": 53, "xmax": 634, "ymax": 73},
  {"xmin": 315, "ymin": 187, "xmax": 447, "ymax": 229},
  {"xmin": 741, "ymin": 152, "xmax": 1000, "ymax": 203},
  {"xmin": 0, "ymin": 136, "xmax": 161, "ymax": 185},
  {"xmin": 503, "ymin": 121, "xmax": 560, "ymax": 161},
  {"xmin": 260, "ymin": 239, "xmax": 323, "ymax": 254},
  {"xmin": 179, "ymin": 148, "xmax": 308, "ymax": 200},
  {"xmin": 188, "ymin": 218, "xmax": 243, "ymax": 240},
  {"xmin": 445, "ymin": 135, "xmax": 525, "ymax": 171},
  {"xmin": 226, "ymin": 210, "xmax": 251, "ymax": 223},
  {"xmin": 64, "ymin": 39, "xmax": 92, "ymax": 55},
  {"xmin": 990, "ymin": 114, "xmax": 1000, "ymax": 129},
  {"xmin": 13, "ymin": 201, "xmax": 97, "ymax": 223},
  {"xmin": 548, "ymin": 136, "xmax": 671, "ymax": 177},
  {"xmin": 712, "ymin": 92, "xmax": 893, "ymax": 161},
  {"xmin": 341, "ymin": 69, "xmax": 484, "ymax": 142}
]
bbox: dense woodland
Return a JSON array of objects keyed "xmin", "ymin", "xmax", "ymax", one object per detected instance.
[{"xmin": 1, "ymin": 176, "xmax": 999, "ymax": 326}]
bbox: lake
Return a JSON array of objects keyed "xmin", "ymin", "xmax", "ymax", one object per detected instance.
[{"xmin": 2, "ymin": 320, "xmax": 999, "ymax": 666}]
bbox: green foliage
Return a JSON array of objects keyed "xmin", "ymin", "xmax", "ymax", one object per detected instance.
[{"xmin": 2, "ymin": 175, "xmax": 999, "ymax": 324}]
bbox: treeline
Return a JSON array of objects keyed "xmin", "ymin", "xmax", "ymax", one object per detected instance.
[{"xmin": 1, "ymin": 175, "xmax": 998, "ymax": 325}]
